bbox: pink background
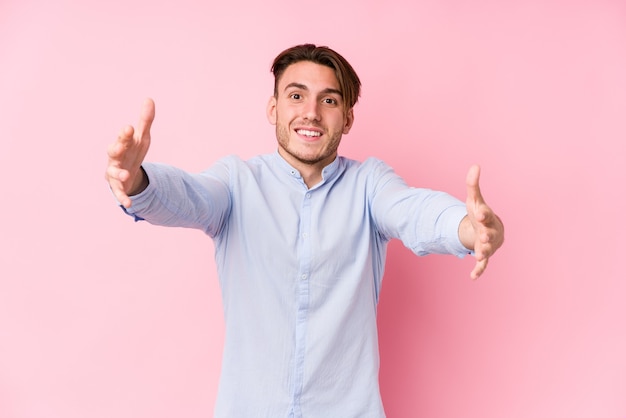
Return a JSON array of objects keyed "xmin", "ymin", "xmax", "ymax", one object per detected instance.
[{"xmin": 1, "ymin": 0, "xmax": 625, "ymax": 416}]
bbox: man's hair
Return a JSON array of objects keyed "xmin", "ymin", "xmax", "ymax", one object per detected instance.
[{"xmin": 271, "ymin": 44, "xmax": 361, "ymax": 111}]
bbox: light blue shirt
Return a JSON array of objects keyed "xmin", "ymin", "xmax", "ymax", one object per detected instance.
[{"xmin": 123, "ymin": 152, "xmax": 470, "ymax": 418}]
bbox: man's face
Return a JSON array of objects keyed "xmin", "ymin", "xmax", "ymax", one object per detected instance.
[{"xmin": 267, "ymin": 61, "xmax": 354, "ymax": 170}]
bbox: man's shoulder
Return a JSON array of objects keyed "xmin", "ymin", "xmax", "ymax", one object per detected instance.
[
  {"xmin": 338, "ymin": 155, "xmax": 391, "ymax": 172},
  {"xmin": 205, "ymin": 153, "xmax": 282, "ymax": 181},
  {"xmin": 210, "ymin": 153, "xmax": 274, "ymax": 168}
]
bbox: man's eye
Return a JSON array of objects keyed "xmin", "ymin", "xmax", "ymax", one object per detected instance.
[
  {"xmin": 290, "ymin": 93, "xmax": 301, "ymax": 100},
  {"xmin": 323, "ymin": 98, "xmax": 337, "ymax": 105}
]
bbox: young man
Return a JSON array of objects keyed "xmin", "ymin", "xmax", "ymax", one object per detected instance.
[{"xmin": 106, "ymin": 44, "xmax": 504, "ymax": 418}]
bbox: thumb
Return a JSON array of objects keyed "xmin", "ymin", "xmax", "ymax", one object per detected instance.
[
  {"xmin": 137, "ymin": 98, "xmax": 156, "ymax": 139},
  {"xmin": 466, "ymin": 164, "xmax": 483, "ymax": 204}
]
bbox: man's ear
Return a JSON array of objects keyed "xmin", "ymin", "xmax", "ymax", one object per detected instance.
[
  {"xmin": 343, "ymin": 108, "xmax": 354, "ymax": 134},
  {"xmin": 266, "ymin": 96, "xmax": 277, "ymax": 125}
]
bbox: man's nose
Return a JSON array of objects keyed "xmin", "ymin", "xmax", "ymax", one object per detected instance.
[{"xmin": 302, "ymin": 99, "xmax": 321, "ymax": 121}]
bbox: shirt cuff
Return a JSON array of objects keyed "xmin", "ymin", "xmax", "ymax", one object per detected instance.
[
  {"xmin": 445, "ymin": 205, "xmax": 475, "ymax": 258},
  {"xmin": 115, "ymin": 164, "xmax": 157, "ymax": 221}
]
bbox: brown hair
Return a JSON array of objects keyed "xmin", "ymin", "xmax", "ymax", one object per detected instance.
[{"xmin": 271, "ymin": 44, "xmax": 361, "ymax": 112}]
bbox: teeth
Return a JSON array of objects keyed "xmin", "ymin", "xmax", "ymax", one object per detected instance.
[{"xmin": 297, "ymin": 129, "xmax": 321, "ymax": 137}]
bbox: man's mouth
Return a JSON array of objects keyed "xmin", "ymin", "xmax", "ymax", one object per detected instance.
[{"xmin": 296, "ymin": 129, "xmax": 322, "ymax": 138}]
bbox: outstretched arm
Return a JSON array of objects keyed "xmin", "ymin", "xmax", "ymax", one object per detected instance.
[
  {"xmin": 105, "ymin": 98, "xmax": 155, "ymax": 208},
  {"xmin": 458, "ymin": 165, "xmax": 505, "ymax": 280}
]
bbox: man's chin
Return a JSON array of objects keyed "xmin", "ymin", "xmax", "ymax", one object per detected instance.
[
  {"xmin": 281, "ymin": 149, "xmax": 328, "ymax": 166},
  {"xmin": 293, "ymin": 154, "xmax": 325, "ymax": 166}
]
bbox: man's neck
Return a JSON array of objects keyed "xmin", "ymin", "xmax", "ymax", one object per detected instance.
[{"xmin": 277, "ymin": 149, "xmax": 335, "ymax": 189}]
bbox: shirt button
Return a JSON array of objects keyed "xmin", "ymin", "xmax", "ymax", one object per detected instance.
[
  {"xmin": 301, "ymin": 274, "xmax": 307, "ymax": 280},
  {"xmin": 302, "ymin": 233, "xmax": 308, "ymax": 238},
  {"xmin": 306, "ymin": 193, "xmax": 311, "ymax": 198}
]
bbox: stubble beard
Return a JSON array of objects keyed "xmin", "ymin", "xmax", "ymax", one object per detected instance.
[{"xmin": 275, "ymin": 122, "xmax": 342, "ymax": 167}]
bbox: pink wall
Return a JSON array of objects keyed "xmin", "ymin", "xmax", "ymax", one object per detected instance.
[{"xmin": 1, "ymin": 0, "xmax": 625, "ymax": 416}]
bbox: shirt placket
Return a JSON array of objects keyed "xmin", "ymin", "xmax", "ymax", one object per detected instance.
[{"xmin": 290, "ymin": 189, "xmax": 312, "ymax": 417}]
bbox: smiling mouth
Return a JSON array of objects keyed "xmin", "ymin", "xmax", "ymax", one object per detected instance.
[{"xmin": 296, "ymin": 129, "xmax": 322, "ymax": 138}]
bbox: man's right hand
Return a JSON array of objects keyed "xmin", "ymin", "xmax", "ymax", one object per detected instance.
[{"xmin": 105, "ymin": 98, "xmax": 155, "ymax": 208}]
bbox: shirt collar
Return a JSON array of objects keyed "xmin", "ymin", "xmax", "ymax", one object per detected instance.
[{"xmin": 273, "ymin": 150, "xmax": 342, "ymax": 184}]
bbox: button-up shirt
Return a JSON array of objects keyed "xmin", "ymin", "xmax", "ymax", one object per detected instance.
[{"xmin": 123, "ymin": 152, "xmax": 469, "ymax": 418}]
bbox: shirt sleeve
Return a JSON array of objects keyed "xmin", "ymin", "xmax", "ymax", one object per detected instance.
[
  {"xmin": 367, "ymin": 159, "xmax": 471, "ymax": 258},
  {"xmin": 121, "ymin": 161, "xmax": 231, "ymax": 238}
]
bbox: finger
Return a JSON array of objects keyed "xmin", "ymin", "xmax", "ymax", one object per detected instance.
[
  {"xmin": 474, "ymin": 239, "xmax": 494, "ymax": 261},
  {"xmin": 136, "ymin": 98, "xmax": 155, "ymax": 141},
  {"xmin": 106, "ymin": 165, "xmax": 130, "ymax": 182},
  {"xmin": 114, "ymin": 188, "xmax": 132, "ymax": 208},
  {"xmin": 466, "ymin": 164, "xmax": 484, "ymax": 205},
  {"xmin": 471, "ymin": 257, "xmax": 488, "ymax": 280},
  {"xmin": 107, "ymin": 137, "xmax": 127, "ymax": 160},
  {"xmin": 107, "ymin": 126, "xmax": 135, "ymax": 161},
  {"xmin": 475, "ymin": 212, "xmax": 504, "ymax": 248},
  {"xmin": 474, "ymin": 205, "xmax": 494, "ymax": 225},
  {"xmin": 118, "ymin": 125, "xmax": 135, "ymax": 145},
  {"xmin": 106, "ymin": 174, "xmax": 132, "ymax": 208}
]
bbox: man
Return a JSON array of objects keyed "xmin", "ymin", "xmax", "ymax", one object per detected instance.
[{"xmin": 106, "ymin": 44, "xmax": 504, "ymax": 418}]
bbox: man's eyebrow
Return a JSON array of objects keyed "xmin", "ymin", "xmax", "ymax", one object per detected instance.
[
  {"xmin": 284, "ymin": 82, "xmax": 308, "ymax": 92},
  {"xmin": 283, "ymin": 83, "xmax": 343, "ymax": 97},
  {"xmin": 320, "ymin": 87, "xmax": 343, "ymax": 97}
]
